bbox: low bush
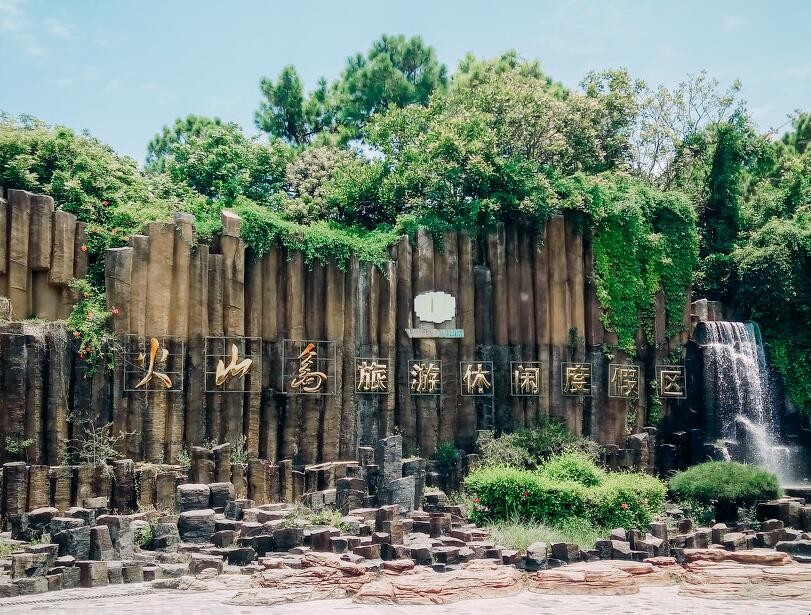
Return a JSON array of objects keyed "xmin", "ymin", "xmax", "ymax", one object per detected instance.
[
  {"xmin": 539, "ymin": 451, "xmax": 605, "ymax": 487},
  {"xmin": 464, "ymin": 465, "xmax": 589, "ymax": 525},
  {"xmin": 589, "ymin": 472, "xmax": 666, "ymax": 529},
  {"xmin": 477, "ymin": 420, "xmax": 601, "ymax": 469},
  {"xmin": 669, "ymin": 461, "xmax": 780, "ymax": 507},
  {"xmin": 465, "ymin": 455, "xmax": 666, "ymax": 530}
]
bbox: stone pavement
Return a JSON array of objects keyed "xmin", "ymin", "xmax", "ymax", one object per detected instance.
[{"xmin": 0, "ymin": 584, "xmax": 808, "ymax": 615}]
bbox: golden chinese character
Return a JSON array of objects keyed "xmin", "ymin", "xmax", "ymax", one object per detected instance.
[
  {"xmin": 215, "ymin": 343, "xmax": 252, "ymax": 386},
  {"xmin": 290, "ymin": 343, "xmax": 328, "ymax": 393},
  {"xmin": 610, "ymin": 365, "xmax": 639, "ymax": 398},
  {"xmin": 357, "ymin": 360, "xmax": 388, "ymax": 392},
  {"xmin": 563, "ymin": 363, "xmax": 591, "ymax": 395},
  {"xmin": 513, "ymin": 365, "xmax": 540, "ymax": 395},
  {"xmin": 134, "ymin": 337, "xmax": 172, "ymax": 389},
  {"xmin": 463, "ymin": 363, "xmax": 492, "ymax": 395},
  {"xmin": 410, "ymin": 362, "xmax": 440, "ymax": 394},
  {"xmin": 659, "ymin": 368, "xmax": 685, "ymax": 397}
]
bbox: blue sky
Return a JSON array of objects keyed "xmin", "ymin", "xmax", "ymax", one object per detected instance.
[{"xmin": 2, "ymin": 0, "xmax": 808, "ymax": 162}]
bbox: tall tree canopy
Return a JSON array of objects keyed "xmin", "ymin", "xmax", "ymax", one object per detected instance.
[{"xmin": 254, "ymin": 34, "xmax": 447, "ymax": 144}]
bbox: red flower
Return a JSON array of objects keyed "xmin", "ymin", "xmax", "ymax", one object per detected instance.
[
  {"xmin": 80, "ymin": 244, "xmax": 88, "ymax": 253},
  {"xmin": 620, "ymin": 502, "xmax": 629, "ymax": 510},
  {"xmin": 112, "ymin": 307, "xmax": 120, "ymax": 317},
  {"xmin": 102, "ymin": 200, "xmax": 109, "ymax": 206},
  {"xmin": 84, "ymin": 346, "xmax": 91, "ymax": 353},
  {"xmin": 73, "ymin": 331, "xmax": 81, "ymax": 338},
  {"xmin": 522, "ymin": 490, "xmax": 529, "ymax": 498},
  {"xmin": 472, "ymin": 496, "xmax": 480, "ymax": 504},
  {"xmin": 78, "ymin": 351, "xmax": 84, "ymax": 358}
]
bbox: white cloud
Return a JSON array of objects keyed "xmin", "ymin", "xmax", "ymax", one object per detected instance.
[{"xmin": 0, "ymin": 0, "xmax": 51, "ymax": 57}]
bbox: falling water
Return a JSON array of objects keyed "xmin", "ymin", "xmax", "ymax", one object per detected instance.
[{"xmin": 701, "ymin": 321, "xmax": 797, "ymax": 482}]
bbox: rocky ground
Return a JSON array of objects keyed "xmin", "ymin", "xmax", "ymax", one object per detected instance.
[{"xmin": 0, "ymin": 579, "xmax": 808, "ymax": 614}]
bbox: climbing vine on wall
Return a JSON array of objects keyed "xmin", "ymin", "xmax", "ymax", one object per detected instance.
[{"xmin": 559, "ymin": 173, "xmax": 698, "ymax": 354}]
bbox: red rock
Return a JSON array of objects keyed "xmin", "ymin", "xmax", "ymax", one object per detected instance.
[
  {"xmin": 682, "ymin": 548, "xmax": 792, "ymax": 566},
  {"xmin": 382, "ymin": 559, "xmax": 415, "ymax": 574},
  {"xmin": 528, "ymin": 564, "xmax": 638, "ymax": 595},
  {"xmin": 353, "ymin": 561, "xmax": 523, "ymax": 604}
]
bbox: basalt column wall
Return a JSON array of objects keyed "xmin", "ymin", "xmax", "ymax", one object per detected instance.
[{"xmin": 0, "ymin": 192, "xmax": 690, "ymax": 465}]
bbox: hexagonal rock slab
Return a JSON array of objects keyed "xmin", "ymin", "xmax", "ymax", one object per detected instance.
[{"xmin": 353, "ymin": 561, "xmax": 523, "ymax": 605}]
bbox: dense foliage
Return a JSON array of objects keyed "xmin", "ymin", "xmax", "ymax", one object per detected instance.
[
  {"xmin": 668, "ymin": 461, "xmax": 780, "ymax": 506},
  {"xmin": 465, "ymin": 455, "xmax": 666, "ymax": 530},
  {"xmin": 1, "ymin": 35, "xmax": 808, "ymax": 417},
  {"xmin": 477, "ymin": 421, "xmax": 601, "ymax": 469}
]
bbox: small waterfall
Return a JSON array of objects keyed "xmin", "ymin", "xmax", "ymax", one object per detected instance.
[{"xmin": 701, "ymin": 321, "xmax": 797, "ymax": 482}]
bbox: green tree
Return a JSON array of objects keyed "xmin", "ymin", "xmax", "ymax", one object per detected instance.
[
  {"xmin": 146, "ymin": 114, "xmax": 223, "ymax": 168},
  {"xmin": 155, "ymin": 121, "xmax": 292, "ymax": 204},
  {"xmin": 334, "ymin": 34, "xmax": 447, "ymax": 136},
  {"xmin": 255, "ymin": 66, "xmax": 334, "ymax": 145}
]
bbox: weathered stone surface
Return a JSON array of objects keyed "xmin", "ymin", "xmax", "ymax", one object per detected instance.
[
  {"xmin": 53, "ymin": 525, "xmax": 91, "ymax": 560},
  {"xmin": 209, "ymin": 481, "xmax": 235, "ymax": 509},
  {"xmin": 375, "ymin": 435, "xmax": 403, "ymax": 485},
  {"xmin": 15, "ymin": 577, "xmax": 48, "ymax": 595},
  {"xmin": 95, "ymin": 515, "xmax": 134, "ymax": 558},
  {"xmin": 682, "ymin": 548, "xmax": 792, "ymax": 566},
  {"xmin": 246, "ymin": 552, "xmax": 375, "ymax": 602},
  {"xmin": 122, "ymin": 561, "xmax": 144, "ymax": 583},
  {"xmin": 528, "ymin": 563, "xmax": 638, "ymax": 595},
  {"xmin": 273, "ymin": 526, "xmax": 303, "ymax": 551},
  {"xmin": 10, "ymin": 553, "xmax": 49, "ymax": 579},
  {"xmin": 152, "ymin": 522, "xmax": 181, "ymax": 551},
  {"xmin": 379, "ymin": 476, "xmax": 416, "ymax": 513},
  {"xmin": 177, "ymin": 483, "xmax": 211, "ymax": 512},
  {"xmin": 178, "ymin": 509, "xmax": 216, "ymax": 543},
  {"xmin": 189, "ymin": 553, "xmax": 224, "ymax": 575},
  {"xmin": 354, "ymin": 561, "xmax": 523, "ymax": 604},
  {"xmin": 78, "ymin": 560, "xmax": 109, "ymax": 587},
  {"xmin": 90, "ymin": 525, "xmax": 115, "ymax": 561}
]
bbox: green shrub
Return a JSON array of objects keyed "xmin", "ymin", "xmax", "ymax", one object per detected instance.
[
  {"xmin": 669, "ymin": 461, "xmax": 780, "ymax": 507},
  {"xmin": 589, "ymin": 473, "xmax": 666, "ymax": 529},
  {"xmin": 464, "ymin": 466, "xmax": 589, "ymax": 525},
  {"xmin": 434, "ymin": 442, "xmax": 460, "ymax": 469},
  {"xmin": 465, "ymin": 461, "xmax": 666, "ymax": 530},
  {"xmin": 539, "ymin": 451, "xmax": 605, "ymax": 487},
  {"xmin": 477, "ymin": 420, "xmax": 600, "ymax": 469}
]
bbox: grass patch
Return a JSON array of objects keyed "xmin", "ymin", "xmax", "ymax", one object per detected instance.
[{"xmin": 487, "ymin": 517, "xmax": 605, "ymax": 551}]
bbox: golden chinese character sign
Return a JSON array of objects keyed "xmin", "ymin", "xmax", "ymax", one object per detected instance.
[
  {"xmin": 409, "ymin": 360, "xmax": 442, "ymax": 395},
  {"xmin": 656, "ymin": 365, "xmax": 687, "ymax": 399},
  {"xmin": 510, "ymin": 362, "xmax": 543, "ymax": 396},
  {"xmin": 282, "ymin": 340, "xmax": 336, "ymax": 395},
  {"xmin": 460, "ymin": 361, "xmax": 494, "ymax": 397},
  {"xmin": 355, "ymin": 358, "xmax": 390, "ymax": 394},
  {"xmin": 204, "ymin": 337, "xmax": 261, "ymax": 393},
  {"xmin": 562, "ymin": 362, "xmax": 593, "ymax": 397},
  {"xmin": 608, "ymin": 364, "xmax": 640, "ymax": 399},
  {"xmin": 124, "ymin": 335, "xmax": 184, "ymax": 392}
]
